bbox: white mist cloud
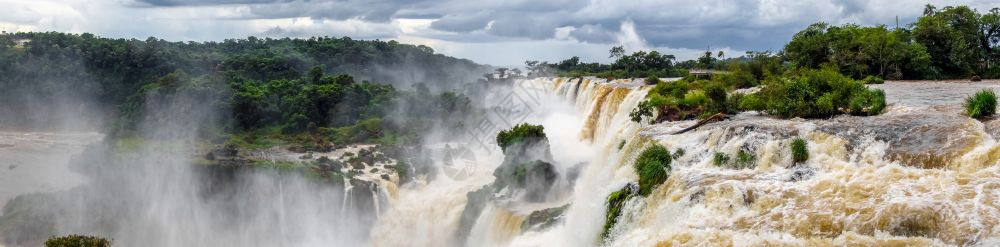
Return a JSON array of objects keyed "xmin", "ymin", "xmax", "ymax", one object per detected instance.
[{"xmin": 616, "ymin": 19, "xmax": 649, "ymax": 53}]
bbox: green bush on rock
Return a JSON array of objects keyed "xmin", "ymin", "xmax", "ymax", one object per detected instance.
[
  {"xmin": 496, "ymin": 123, "xmax": 546, "ymax": 152},
  {"xmin": 602, "ymin": 183, "xmax": 638, "ymax": 240},
  {"xmin": 862, "ymin": 75, "xmax": 885, "ymax": 84},
  {"xmin": 791, "ymin": 138, "xmax": 809, "ymax": 164},
  {"xmin": 633, "ymin": 144, "xmax": 672, "ymax": 196},
  {"xmin": 713, "ymin": 152, "xmax": 730, "ymax": 167},
  {"xmin": 45, "ymin": 235, "xmax": 111, "ymax": 247},
  {"xmin": 736, "ymin": 150, "xmax": 756, "ymax": 169},
  {"xmin": 742, "ymin": 69, "xmax": 887, "ymax": 118},
  {"xmin": 965, "ymin": 89, "xmax": 997, "ymax": 119}
]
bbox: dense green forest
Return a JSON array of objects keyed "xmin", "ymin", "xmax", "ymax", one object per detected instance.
[
  {"xmin": 3, "ymin": 4, "xmax": 998, "ymax": 141},
  {"xmin": 545, "ymin": 4, "xmax": 1000, "ymax": 81},
  {"xmin": 621, "ymin": 4, "xmax": 1000, "ymax": 124},
  {"xmin": 0, "ymin": 32, "xmax": 489, "ymax": 137}
]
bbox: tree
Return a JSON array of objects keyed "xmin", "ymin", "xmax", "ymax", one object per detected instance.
[
  {"xmin": 609, "ymin": 45, "xmax": 626, "ymax": 59},
  {"xmin": 924, "ymin": 4, "xmax": 937, "ymax": 16},
  {"xmin": 308, "ymin": 65, "xmax": 324, "ymax": 84},
  {"xmin": 697, "ymin": 51, "xmax": 716, "ymax": 69},
  {"xmin": 786, "ymin": 22, "xmax": 933, "ymax": 79},
  {"xmin": 913, "ymin": 5, "xmax": 987, "ymax": 76},
  {"xmin": 495, "ymin": 68, "xmax": 509, "ymax": 79},
  {"xmin": 785, "ymin": 22, "xmax": 831, "ymax": 69},
  {"xmin": 981, "ymin": 8, "xmax": 1000, "ymax": 63},
  {"xmin": 510, "ymin": 68, "xmax": 523, "ymax": 78}
]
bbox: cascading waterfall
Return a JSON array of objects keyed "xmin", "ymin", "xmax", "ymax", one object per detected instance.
[{"xmin": 372, "ymin": 77, "xmax": 1000, "ymax": 246}]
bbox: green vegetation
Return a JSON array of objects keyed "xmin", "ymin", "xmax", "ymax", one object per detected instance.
[
  {"xmin": 862, "ymin": 76, "xmax": 885, "ymax": 84},
  {"xmin": 618, "ymin": 4, "xmax": 1000, "ymax": 124},
  {"xmin": 785, "ymin": 23, "xmax": 932, "ymax": 80},
  {"xmin": 45, "ymin": 235, "xmax": 111, "ymax": 247},
  {"xmin": 521, "ymin": 205, "xmax": 569, "ymax": 232},
  {"xmin": 672, "ymin": 148, "xmax": 685, "ymax": 159},
  {"xmin": 786, "ymin": 5, "xmax": 1000, "ymax": 79},
  {"xmin": 633, "ymin": 144, "xmax": 672, "ymax": 196},
  {"xmin": 544, "ymin": 47, "xmax": 687, "ymax": 78},
  {"xmin": 740, "ymin": 69, "xmax": 886, "ymax": 118},
  {"xmin": 712, "ymin": 152, "xmax": 730, "ymax": 167},
  {"xmin": 791, "ymin": 138, "xmax": 809, "ymax": 164},
  {"xmin": 602, "ymin": 183, "xmax": 638, "ymax": 239},
  {"xmin": 617, "ymin": 140, "xmax": 626, "ymax": 150},
  {"xmin": 712, "ymin": 150, "xmax": 756, "ymax": 169},
  {"xmin": 736, "ymin": 150, "xmax": 756, "ymax": 169},
  {"xmin": 0, "ymin": 32, "xmax": 487, "ymax": 132},
  {"xmin": 634, "ymin": 68, "xmax": 886, "ymax": 123},
  {"xmin": 629, "ymin": 52, "xmax": 782, "ymax": 124},
  {"xmin": 496, "ymin": 123, "xmax": 547, "ymax": 152},
  {"xmin": 965, "ymin": 89, "xmax": 998, "ymax": 119}
]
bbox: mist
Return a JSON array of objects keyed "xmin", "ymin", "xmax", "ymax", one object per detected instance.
[{"xmin": 0, "ymin": 82, "xmax": 385, "ymax": 246}]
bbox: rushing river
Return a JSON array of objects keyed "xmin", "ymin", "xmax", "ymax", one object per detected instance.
[{"xmin": 374, "ymin": 78, "xmax": 1000, "ymax": 246}]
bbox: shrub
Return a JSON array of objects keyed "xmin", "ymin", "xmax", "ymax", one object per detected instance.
[
  {"xmin": 644, "ymin": 76, "xmax": 661, "ymax": 85},
  {"xmin": 791, "ymin": 138, "xmax": 808, "ymax": 164},
  {"xmin": 862, "ymin": 75, "xmax": 884, "ymax": 84},
  {"xmin": 736, "ymin": 150, "xmax": 756, "ymax": 169},
  {"xmin": 713, "ymin": 152, "xmax": 730, "ymax": 167},
  {"xmin": 703, "ymin": 82, "xmax": 728, "ymax": 113},
  {"xmin": 629, "ymin": 100, "xmax": 655, "ymax": 123},
  {"xmin": 965, "ymin": 89, "xmax": 997, "ymax": 119},
  {"xmin": 725, "ymin": 93, "xmax": 746, "ymax": 114},
  {"xmin": 602, "ymin": 183, "xmax": 638, "ymax": 239},
  {"xmin": 650, "ymin": 80, "xmax": 691, "ymax": 98},
  {"xmin": 848, "ymin": 89, "xmax": 886, "ymax": 116},
  {"xmin": 716, "ymin": 68, "xmax": 758, "ymax": 89},
  {"xmin": 45, "ymin": 235, "xmax": 111, "ymax": 247},
  {"xmin": 743, "ymin": 69, "xmax": 886, "ymax": 118},
  {"xmin": 633, "ymin": 144, "xmax": 672, "ymax": 196},
  {"xmin": 680, "ymin": 90, "xmax": 710, "ymax": 107},
  {"xmin": 672, "ymin": 148, "xmax": 685, "ymax": 159},
  {"xmin": 495, "ymin": 123, "xmax": 546, "ymax": 152},
  {"xmin": 617, "ymin": 140, "xmax": 626, "ymax": 150}
]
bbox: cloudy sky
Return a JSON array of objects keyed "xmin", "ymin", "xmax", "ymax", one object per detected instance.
[{"xmin": 1, "ymin": 0, "xmax": 998, "ymax": 66}]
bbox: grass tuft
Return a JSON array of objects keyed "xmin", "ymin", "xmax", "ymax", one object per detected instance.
[
  {"xmin": 713, "ymin": 152, "xmax": 730, "ymax": 167},
  {"xmin": 965, "ymin": 89, "xmax": 997, "ymax": 119},
  {"xmin": 736, "ymin": 150, "xmax": 756, "ymax": 169},
  {"xmin": 45, "ymin": 235, "xmax": 111, "ymax": 247},
  {"xmin": 791, "ymin": 138, "xmax": 808, "ymax": 164}
]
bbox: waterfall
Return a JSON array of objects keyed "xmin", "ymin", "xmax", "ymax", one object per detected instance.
[{"xmin": 372, "ymin": 77, "xmax": 1000, "ymax": 246}]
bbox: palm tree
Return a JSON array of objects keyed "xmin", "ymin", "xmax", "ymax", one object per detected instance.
[{"xmin": 923, "ymin": 4, "xmax": 937, "ymax": 16}]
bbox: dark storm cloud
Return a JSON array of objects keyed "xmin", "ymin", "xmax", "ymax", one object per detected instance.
[
  {"xmin": 429, "ymin": 13, "xmax": 492, "ymax": 32},
  {"xmin": 109, "ymin": 0, "xmax": 1000, "ymax": 53},
  {"xmin": 485, "ymin": 14, "xmax": 561, "ymax": 39},
  {"xmin": 134, "ymin": 0, "xmax": 285, "ymax": 7}
]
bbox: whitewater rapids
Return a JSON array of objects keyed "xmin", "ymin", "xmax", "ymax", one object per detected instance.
[{"xmin": 372, "ymin": 78, "xmax": 1000, "ymax": 247}]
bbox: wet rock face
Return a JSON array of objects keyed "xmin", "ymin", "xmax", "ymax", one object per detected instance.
[
  {"xmin": 492, "ymin": 138, "xmax": 560, "ymax": 202},
  {"xmin": 659, "ymin": 108, "xmax": 987, "ymax": 169},
  {"xmin": 817, "ymin": 111, "xmax": 982, "ymax": 168},
  {"xmin": 982, "ymin": 119, "xmax": 1000, "ymax": 139}
]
